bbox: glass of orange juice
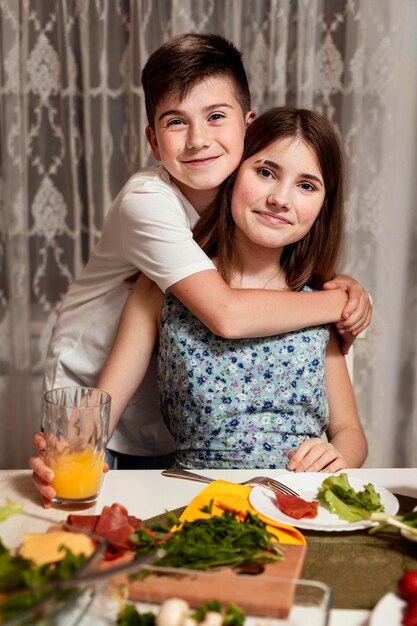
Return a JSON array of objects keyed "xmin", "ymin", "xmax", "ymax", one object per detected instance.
[{"xmin": 43, "ymin": 386, "xmax": 111, "ymax": 507}]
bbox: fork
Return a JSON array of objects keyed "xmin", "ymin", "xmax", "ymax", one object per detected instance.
[{"xmin": 161, "ymin": 467, "xmax": 299, "ymax": 497}]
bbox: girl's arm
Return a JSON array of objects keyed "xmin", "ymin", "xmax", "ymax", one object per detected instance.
[{"xmin": 287, "ymin": 326, "xmax": 368, "ymax": 472}]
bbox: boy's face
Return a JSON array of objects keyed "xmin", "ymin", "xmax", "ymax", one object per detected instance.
[{"xmin": 146, "ymin": 77, "xmax": 255, "ymax": 213}]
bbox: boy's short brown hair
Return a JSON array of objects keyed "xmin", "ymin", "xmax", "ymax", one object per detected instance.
[{"xmin": 141, "ymin": 33, "xmax": 251, "ymax": 128}]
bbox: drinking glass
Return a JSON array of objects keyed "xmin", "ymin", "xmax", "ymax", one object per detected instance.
[{"xmin": 43, "ymin": 386, "xmax": 111, "ymax": 507}]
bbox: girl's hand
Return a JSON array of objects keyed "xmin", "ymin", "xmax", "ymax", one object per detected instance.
[
  {"xmin": 29, "ymin": 432, "xmax": 55, "ymax": 508},
  {"xmin": 323, "ymin": 274, "xmax": 372, "ymax": 342},
  {"xmin": 287, "ymin": 438, "xmax": 348, "ymax": 473}
]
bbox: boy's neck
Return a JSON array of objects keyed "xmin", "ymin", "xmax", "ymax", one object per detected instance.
[{"xmin": 171, "ymin": 177, "xmax": 218, "ymax": 215}]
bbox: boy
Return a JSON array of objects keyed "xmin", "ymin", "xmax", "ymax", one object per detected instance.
[{"xmin": 41, "ymin": 34, "xmax": 371, "ymax": 476}]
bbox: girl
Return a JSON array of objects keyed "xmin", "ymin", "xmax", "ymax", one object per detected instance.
[{"xmin": 32, "ymin": 107, "xmax": 367, "ymax": 499}]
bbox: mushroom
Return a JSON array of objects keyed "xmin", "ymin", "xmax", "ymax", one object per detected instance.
[
  {"xmin": 200, "ymin": 611, "xmax": 224, "ymax": 626},
  {"xmin": 156, "ymin": 598, "xmax": 191, "ymax": 626}
]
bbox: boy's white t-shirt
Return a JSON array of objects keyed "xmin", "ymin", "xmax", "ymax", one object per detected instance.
[{"xmin": 44, "ymin": 165, "xmax": 215, "ymax": 456}]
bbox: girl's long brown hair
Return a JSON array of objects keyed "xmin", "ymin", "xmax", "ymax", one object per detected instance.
[{"xmin": 193, "ymin": 106, "xmax": 346, "ymax": 291}]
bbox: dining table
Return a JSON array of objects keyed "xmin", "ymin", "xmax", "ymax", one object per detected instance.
[{"xmin": 1, "ymin": 467, "xmax": 417, "ymax": 626}]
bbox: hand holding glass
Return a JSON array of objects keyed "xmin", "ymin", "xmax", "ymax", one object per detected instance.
[{"xmin": 43, "ymin": 387, "xmax": 110, "ymax": 506}]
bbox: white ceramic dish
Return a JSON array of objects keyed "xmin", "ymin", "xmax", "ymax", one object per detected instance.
[
  {"xmin": 248, "ymin": 472, "xmax": 399, "ymax": 531},
  {"xmin": 369, "ymin": 591, "xmax": 405, "ymax": 626}
]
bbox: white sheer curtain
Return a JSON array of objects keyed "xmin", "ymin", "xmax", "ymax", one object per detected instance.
[{"xmin": 1, "ymin": 0, "xmax": 416, "ymax": 468}]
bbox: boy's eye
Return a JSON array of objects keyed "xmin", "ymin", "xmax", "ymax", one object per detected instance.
[
  {"xmin": 208, "ymin": 112, "xmax": 226, "ymax": 122},
  {"xmin": 166, "ymin": 118, "xmax": 185, "ymax": 127}
]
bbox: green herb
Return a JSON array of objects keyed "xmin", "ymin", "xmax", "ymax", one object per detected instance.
[
  {"xmin": 200, "ymin": 500, "xmax": 215, "ymax": 515},
  {"xmin": 131, "ymin": 509, "xmax": 282, "ymax": 570},
  {"xmin": 193, "ymin": 601, "xmax": 245, "ymax": 626},
  {"xmin": 118, "ymin": 601, "xmax": 245, "ymax": 626},
  {"xmin": 316, "ymin": 473, "xmax": 384, "ymax": 522},
  {"xmin": 369, "ymin": 511, "xmax": 417, "ymax": 536},
  {"xmin": 0, "ymin": 543, "xmax": 87, "ymax": 621},
  {"xmin": 222, "ymin": 603, "xmax": 245, "ymax": 626},
  {"xmin": 118, "ymin": 603, "xmax": 156, "ymax": 626},
  {"xmin": 0, "ymin": 500, "xmax": 25, "ymax": 522},
  {"xmin": 192, "ymin": 600, "xmax": 222, "ymax": 621}
]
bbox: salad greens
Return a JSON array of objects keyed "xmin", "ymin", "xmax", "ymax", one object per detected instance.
[
  {"xmin": 0, "ymin": 500, "xmax": 24, "ymax": 522},
  {"xmin": 0, "ymin": 540, "xmax": 87, "ymax": 621},
  {"xmin": 131, "ymin": 505, "xmax": 282, "ymax": 570},
  {"xmin": 316, "ymin": 473, "xmax": 384, "ymax": 522},
  {"xmin": 118, "ymin": 603, "xmax": 156, "ymax": 626},
  {"xmin": 118, "ymin": 601, "xmax": 245, "ymax": 626},
  {"xmin": 193, "ymin": 601, "xmax": 244, "ymax": 626}
]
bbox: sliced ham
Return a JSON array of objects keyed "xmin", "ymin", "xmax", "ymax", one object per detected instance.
[
  {"xmin": 66, "ymin": 503, "xmax": 143, "ymax": 559},
  {"xmin": 271, "ymin": 488, "xmax": 319, "ymax": 519},
  {"xmin": 95, "ymin": 504, "xmax": 136, "ymax": 549},
  {"xmin": 66, "ymin": 514, "xmax": 98, "ymax": 532}
]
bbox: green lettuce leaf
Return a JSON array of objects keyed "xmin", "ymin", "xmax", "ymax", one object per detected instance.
[
  {"xmin": 316, "ymin": 473, "xmax": 384, "ymax": 522},
  {"xmin": 0, "ymin": 500, "xmax": 24, "ymax": 522}
]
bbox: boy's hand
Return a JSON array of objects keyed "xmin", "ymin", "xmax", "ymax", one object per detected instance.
[
  {"xmin": 323, "ymin": 274, "xmax": 372, "ymax": 342},
  {"xmin": 29, "ymin": 432, "xmax": 55, "ymax": 508},
  {"xmin": 29, "ymin": 432, "xmax": 108, "ymax": 509},
  {"xmin": 287, "ymin": 439, "xmax": 347, "ymax": 474}
]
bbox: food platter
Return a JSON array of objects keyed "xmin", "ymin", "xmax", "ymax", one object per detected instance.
[
  {"xmin": 248, "ymin": 472, "xmax": 400, "ymax": 531},
  {"xmin": 0, "ymin": 502, "xmax": 307, "ymax": 623}
]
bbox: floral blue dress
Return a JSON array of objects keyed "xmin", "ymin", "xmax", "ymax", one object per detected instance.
[{"xmin": 157, "ymin": 290, "xmax": 330, "ymax": 469}]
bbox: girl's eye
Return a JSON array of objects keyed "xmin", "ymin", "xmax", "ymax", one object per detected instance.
[
  {"xmin": 209, "ymin": 112, "xmax": 226, "ymax": 122},
  {"xmin": 257, "ymin": 167, "xmax": 275, "ymax": 180},
  {"xmin": 166, "ymin": 118, "xmax": 185, "ymax": 127},
  {"xmin": 299, "ymin": 182, "xmax": 316, "ymax": 191}
]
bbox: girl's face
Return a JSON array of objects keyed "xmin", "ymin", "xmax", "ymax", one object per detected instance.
[{"xmin": 231, "ymin": 136, "xmax": 326, "ymax": 253}]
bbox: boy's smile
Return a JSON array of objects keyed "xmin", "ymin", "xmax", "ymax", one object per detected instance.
[{"xmin": 146, "ymin": 77, "xmax": 255, "ymax": 214}]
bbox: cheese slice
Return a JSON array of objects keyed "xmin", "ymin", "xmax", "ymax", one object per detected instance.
[{"xmin": 19, "ymin": 530, "xmax": 96, "ymax": 566}]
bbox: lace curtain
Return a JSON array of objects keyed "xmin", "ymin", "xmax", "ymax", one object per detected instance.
[{"xmin": 1, "ymin": 0, "xmax": 416, "ymax": 468}]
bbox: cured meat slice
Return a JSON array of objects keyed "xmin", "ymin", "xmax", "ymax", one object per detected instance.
[
  {"xmin": 271, "ymin": 489, "xmax": 319, "ymax": 519},
  {"xmin": 95, "ymin": 504, "xmax": 136, "ymax": 549},
  {"xmin": 66, "ymin": 514, "xmax": 98, "ymax": 532},
  {"xmin": 66, "ymin": 503, "xmax": 143, "ymax": 559}
]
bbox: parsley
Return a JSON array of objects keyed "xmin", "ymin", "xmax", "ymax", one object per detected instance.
[
  {"xmin": 131, "ymin": 508, "xmax": 282, "ymax": 570},
  {"xmin": 118, "ymin": 604, "xmax": 156, "ymax": 626}
]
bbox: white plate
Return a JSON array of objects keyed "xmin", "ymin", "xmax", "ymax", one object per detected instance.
[
  {"xmin": 369, "ymin": 592, "xmax": 405, "ymax": 626},
  {"xmin": 248, "ymin": 472, "xmax": 399, "ymax": 531}
]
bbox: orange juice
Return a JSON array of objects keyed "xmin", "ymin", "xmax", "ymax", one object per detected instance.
[{"xmin": 50, "ymin": 448, "xmax": 104, "ymax": 500}]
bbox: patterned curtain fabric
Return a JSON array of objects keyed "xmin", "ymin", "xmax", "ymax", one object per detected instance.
[{"xmin": 0, "ymin": 0, "xmax": 416, "ymax": 468}]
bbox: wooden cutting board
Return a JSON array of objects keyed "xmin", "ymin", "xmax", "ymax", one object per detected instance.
[{"xmin": 127, "ymin": 543, "xmax": 307, "ymax": 618}]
